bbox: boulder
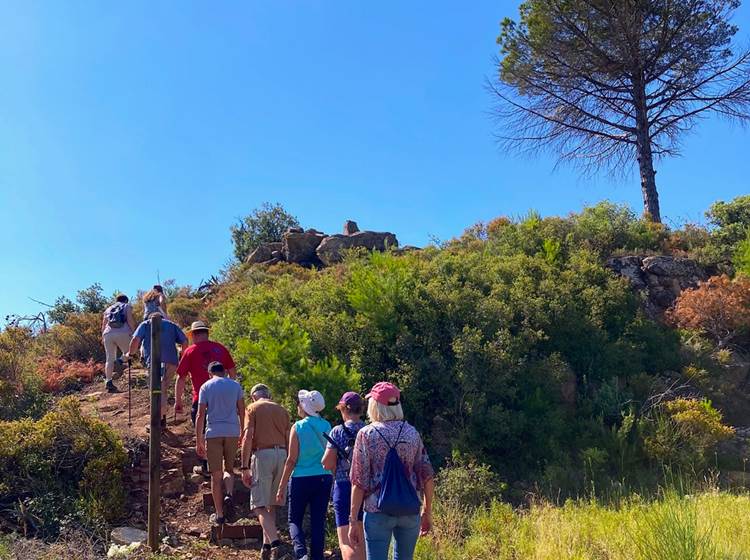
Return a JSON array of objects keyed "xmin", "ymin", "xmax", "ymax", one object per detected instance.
[
  {"xmin": 606, "ymin": 256, "xmax": 646, "ymax": 289},
  {"xmin": 607, "ymin": 255, "xmax": 708, "ymax": 318},
  {"xmin": 343, "ymin": 220, "xmax": 360, "ymax": 235},
  {"xmin": 316, "ymin": 231, "xmax": 399, "ymax": 266},
  {"xmin": 246, "ymin": 242, "xmax": 283, "ymax": 264},
  {"xmin": 642, "ymin": 256, "xmax": 707, "ymax": 282},
  {"xmin": 283, "ymin": 230, "xmax": 325, "ymax": 265},
  {"xmin": 111, "ymin": 526, "xmax": 148, "ymax": 545}
]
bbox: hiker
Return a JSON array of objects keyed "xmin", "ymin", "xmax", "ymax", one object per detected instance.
[
  {"xmin": 275, "ymin": 389, "xmax": 333, "ymax": 560},
  {"xmin": 127, "ymin": 312, "xmax": 188, "ymax": 428},
  {"xmin": 142, "ymin": 285, "xmax": 169, "ymax": 320},
  {"xmin": 240, "ymin": 383, "xmax": 291, "ymax": 560},
  {"xmin": 175, "ymin": 321, "xmax": 237, "ymax": 476},
  {"xmin": 195, "ymin": 361, "xmax": 245, "ymax": 525},
  {"xmin": 348, "ymin": 382, "xmax": 434, "ymax": 560},
  {"xmin": 100, "ymin": 294, "xmax": 136, "ymax": 393},
  {"xmin": 322, "ymin": 392, "xmax": 367, "ymax": 560}
]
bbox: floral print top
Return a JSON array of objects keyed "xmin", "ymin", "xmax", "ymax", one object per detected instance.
[{"xmin": 350, "ymin": 420, "xmax": 434, "ymax": 513}]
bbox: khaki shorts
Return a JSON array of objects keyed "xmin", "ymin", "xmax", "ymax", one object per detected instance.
[
  {"xmin": 206, "ymin": 437, "xmax": 239, "ymax": 474},
  {"xmin": 251, "ymin": 447, "xmax": 287, "ymax": 510}
]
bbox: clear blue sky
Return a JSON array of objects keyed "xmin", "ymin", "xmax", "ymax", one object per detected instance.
[{"xmin": 1, "ymin": 1, "xmax": 748, "ymax": 318}]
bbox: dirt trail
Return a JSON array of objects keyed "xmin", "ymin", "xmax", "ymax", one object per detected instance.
[{"xmin": 77, "ymin": 369, "xmax": 293, "ymax": 559}]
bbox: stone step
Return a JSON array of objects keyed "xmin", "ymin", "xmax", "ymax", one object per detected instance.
[{"xmin": 210, "ymin": 523, "xmax": 263, "ymax": 543}]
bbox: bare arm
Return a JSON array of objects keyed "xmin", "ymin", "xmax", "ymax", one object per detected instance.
[
  {"xmin": 240, "ymin": 408, "xmax": 254, "ymax": 469},
  {"xmin": 196, "ymin": 403, "xmax": 208, "ymax": 458},
  {"xmin": 126, "ymin": 306, "xmax": 137, "ymax": 333},
  {"xmin": 348, "ymin": 484, "xmax": 366, "ymax": 547},
  {"xmin": 237, "ymin": 398, "xmax": 245, "ymax": 436},
  {"xmin": 322, "ymin": 448, "xmax": 337, "ymax": 472},
  {"xmin": 275, "ymin": 428, "xmax": 300, "ymax": 503},
  {"xmin": 174, "ymin": 375, "xmax": 187, "ymax": 412},
  {"xmin": 101, "ymin": 313, "xmax": 107, "ymax": 335},
  {"xmin": 128, "ymin": 336, "xmax": 141, "ymax": 357},
  {"xmin": 420, "ymin": 477, "xmax": 435, "ymax": 536}
]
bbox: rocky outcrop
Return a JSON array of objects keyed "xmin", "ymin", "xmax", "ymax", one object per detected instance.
[
  {"xmin": 247, "ymin": 220, "xmax": 402, "ymax": 268},
  {"xmin": 246, "ymin": 242, "xmax": 282, "ymax": 264},
  {"xmin": 316, "ymin": 231, "xmax": 399, "ymax": 266},
  {"xmin": 607, "ymin": 255, "xmax": 708, "ymax": 317},
  {"xmin": 282, "ymin": 230, "xmax": 326, "ymax": 266}
]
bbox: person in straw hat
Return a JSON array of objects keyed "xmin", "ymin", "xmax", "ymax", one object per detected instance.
[{"xmin": 175, "ymin": 320, "xmax": 237, "ymax": 476}]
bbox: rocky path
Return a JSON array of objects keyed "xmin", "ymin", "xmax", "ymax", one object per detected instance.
[{"xmin": 77, "ymin": 369, "xmax": 298, "ymax": 559}]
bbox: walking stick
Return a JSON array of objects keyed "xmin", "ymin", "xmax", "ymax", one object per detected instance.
[{"xmin": 127, "ymin": 358, "xmax": 132, "ymax": 427}]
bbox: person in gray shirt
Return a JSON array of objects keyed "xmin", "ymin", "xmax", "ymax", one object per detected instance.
[{"xmin": 196, "ymin": 361, "xmax": 245, "ymax": 524}]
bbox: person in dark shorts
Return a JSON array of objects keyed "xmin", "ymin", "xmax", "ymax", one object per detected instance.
[{"xmin": 322, "ymin": 391, "xmax": 366, "ymax": 560}]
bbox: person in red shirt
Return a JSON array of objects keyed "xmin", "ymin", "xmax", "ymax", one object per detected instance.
[{"xmin": 175, "ymin": 321, "xmax": 237, "ymax": 475}]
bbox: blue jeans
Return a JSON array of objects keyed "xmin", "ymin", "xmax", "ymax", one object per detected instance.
[
  {"xmin": 288, "ymin": 474, "xmax": 333, "ymax": 560},
  {"xmin": 363, "ymin": 511, "xmax": 421, "ymax": 560}
]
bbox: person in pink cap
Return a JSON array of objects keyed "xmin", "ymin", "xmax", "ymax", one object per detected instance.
[
  {"xmin": 348, "ymin": 382, "xmax": 434, "ymax": 560},
  {"xmin": 322, "ymin": 391, "xmax": 367, "ymax": 560}
]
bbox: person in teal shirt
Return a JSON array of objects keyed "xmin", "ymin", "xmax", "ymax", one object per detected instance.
[{"xmin": 276, "ymin": 389, "xmax": 333, "ymax": 560}]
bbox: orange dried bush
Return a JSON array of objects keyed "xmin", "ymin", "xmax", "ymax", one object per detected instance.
[
  {"xmin": 668, "ymin": 275, "xmax": 750, "ymax": 347},
  {"xmin": 36, "ymin": 357, "xmax": 100, "ymax": 392}
]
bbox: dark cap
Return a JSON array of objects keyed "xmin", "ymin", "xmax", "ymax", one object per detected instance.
[
  {"xmin": 208, "ymin": 361, "xmax": 225, "ymax": 374},
  {"xmin": 339, "ymin": 391, "xmax": 364, "ymax": 408}
]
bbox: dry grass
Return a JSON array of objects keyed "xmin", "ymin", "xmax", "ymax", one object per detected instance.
[{"xmin": 415, "ymin": 491, "xmax": 750, "ymax": 560}]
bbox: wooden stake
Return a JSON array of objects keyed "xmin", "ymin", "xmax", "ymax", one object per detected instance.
[{"xmin": 147, "ymin": 314, "xmax": 162, "ymax": 552}]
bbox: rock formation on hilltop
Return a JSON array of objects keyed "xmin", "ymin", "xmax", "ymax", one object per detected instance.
[{"xmin": 246, "ymin": 220, "xmax": 402, "ymax": 267}]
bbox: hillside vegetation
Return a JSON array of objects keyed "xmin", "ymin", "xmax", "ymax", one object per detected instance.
[{"xmin": 1, "ymin": 197, "xmax": 750, "ymax": 556}]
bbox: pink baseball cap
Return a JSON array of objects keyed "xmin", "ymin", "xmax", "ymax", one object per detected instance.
[{"xmin": 365, "ymin": 382, "xmax": 401, "ymax": 405}]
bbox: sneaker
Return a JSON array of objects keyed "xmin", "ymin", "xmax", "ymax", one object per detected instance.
[
  {"xmin": 209, "ymin": 513, "xmax": 225, "ymax": 525},
  {"xmin": 223, "ymin": 495, "xmax": 234, "ymax": 523},
  {"xmin": 192, "ymin": 465, "xmax": 210, "ymax": 478},
  {"xmin": 105, "ymin": 380, "xmax": 118, "ymax": 393}
]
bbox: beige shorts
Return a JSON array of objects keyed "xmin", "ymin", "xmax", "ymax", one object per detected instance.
[
  {"xmin": 206, "ymin": 437, "xmax": 238, "ymax": 474},
  {"xmin": 250, "ymin": 447, "xmax": 287, "ymax": 510}
]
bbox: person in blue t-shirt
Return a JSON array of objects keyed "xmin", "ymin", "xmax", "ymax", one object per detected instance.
[
  {"xmin": 322, "ymin": 392, "xmax": 366, "ymax": 560},
  {"xmin": 127, "ymin": 311, "xmax": 189, "ymax": 428},
  {"xmin": 275, "ymin": 389, "xmax": 333, "ymax": 560}
]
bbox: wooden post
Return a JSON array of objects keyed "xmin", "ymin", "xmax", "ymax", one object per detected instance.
[{"xmin": 147, "ymin": 314, "xmax": 162, "ymax": 552}]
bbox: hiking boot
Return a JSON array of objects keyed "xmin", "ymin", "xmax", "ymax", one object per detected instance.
[
  {"xmin": 223, "ymin": 495, "xmax": 234, "ymax": 523},
  {"xmin": 261, "ymin": 546, "xmax": 272, "ymax": 560},
  {"xmin": 160, "ymin": 415, "xmax": 167, "ymax": 429},
  {"xmin": 105, "ymin": 380, "xmax": 118, "ymax": 393},
  {"xmin": 269, "ymin": 547, "xmax": 287, "ymax": 560},
  {"xmin": 209, "ymin": 513, "xmax": 225, "ymax": 525}
]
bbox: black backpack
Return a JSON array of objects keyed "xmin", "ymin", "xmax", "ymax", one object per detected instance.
[{"xmin": 106, "ymin": 303, "xmax": 127, "ymax": 328}]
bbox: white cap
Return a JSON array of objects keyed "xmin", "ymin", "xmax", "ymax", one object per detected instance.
[{"xmin": 297, "ymin": 389, "xmax": 325, "ymax": 417}]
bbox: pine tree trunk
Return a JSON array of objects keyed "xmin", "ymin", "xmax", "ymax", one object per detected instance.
[{"xmin": 633, "ymin": 74, "xmax": 662, "ymax": 223}]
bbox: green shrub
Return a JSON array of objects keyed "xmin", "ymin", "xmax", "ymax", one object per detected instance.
[
  {"xmin": 643, "ymin": 399, "xmax": 735, "ymax": 472},
  {"xmin": 0, "ymin": 397, "xmax": 127, "ymax": 537},
  {"xmin": 436, "ymin": 458, "xmax": 506, "ymax": 511},
  {"xmin": 217, "ymin": 309, "xmax": 360, "ymax": 416}
]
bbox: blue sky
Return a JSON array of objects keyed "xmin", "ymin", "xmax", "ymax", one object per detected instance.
[{"xmin": 1, "ymin": 1, "xmax": 748, "ymax": 318}]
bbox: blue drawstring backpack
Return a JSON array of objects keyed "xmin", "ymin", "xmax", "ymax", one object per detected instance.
[{"xmin": 372, "ymin": 421, "xmax": 422, "ymax": 517}]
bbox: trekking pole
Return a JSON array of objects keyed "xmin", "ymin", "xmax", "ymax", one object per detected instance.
[{"xmin": 127, "ymin": 358, "xmax": 132, "ymax": 428}]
